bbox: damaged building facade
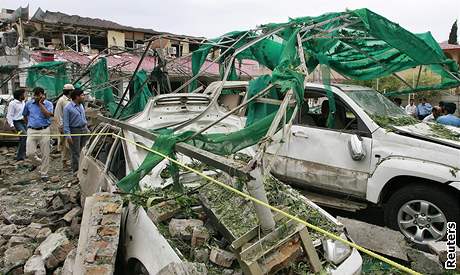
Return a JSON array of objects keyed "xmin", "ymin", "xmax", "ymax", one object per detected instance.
[{"xmin": 0, "ymin": 6, "xmax": 266, "ymax": 98}]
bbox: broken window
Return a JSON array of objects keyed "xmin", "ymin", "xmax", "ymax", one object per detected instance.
[
  {"xmin": 108, "ymin": 141, "xmax": 126, "ymax": 180},
  {"xmin": 63, "ymin": 34, "xmax": 91, "ymax": 52},
  {"xmin": 125, "ymin": 40, "xmax": 134, "ymax": 49}
]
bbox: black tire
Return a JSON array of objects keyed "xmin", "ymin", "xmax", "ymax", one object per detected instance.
[{"xmin": 384, "ymin": 184, "xmax": 459, "ymax": 244}]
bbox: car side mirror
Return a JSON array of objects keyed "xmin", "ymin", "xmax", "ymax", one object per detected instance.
[{"xmin": 348, "ymin": 134, "xmax": 366, "ymax": 161}]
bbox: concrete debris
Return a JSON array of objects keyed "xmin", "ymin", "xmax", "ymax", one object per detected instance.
[
  {"xmin": 169, "ymin": 219, "xmax": 204, "ymax": 240},
  {"xmin": 7, "ymin": 235, "xmax": 32, "ymax": 248},
  {"xmin": 0, "ymin": 224, "xmax": 18, "ymax": 238},
  {"xmin": 191, "ymin": 226, "xmax": 209, "ymax": 248},
  {"xmin": 24, "ymin": 255, "xmax": 46, "ymax": 275},
  {"xmin": 4, "ymin": 244, "xmax": 34, "ymax": 269},
  {"xmin": 51, "ymin": 196, "xmax": 65, "ymax": 210},
  {"xmin": 428, "ymin": 241, "xmax": 460, "ymax": 272},
  {"xmin": 407, "ymin": 248, "xmax": 444, "ymax": 275},
  {"xmin": 36, "ymin": 231, "xmax": 74, "ymax": 269},
  {"xmin": 157, "ymin": 262, "xmax": 208, "ymax": 275},
  {"xmin": 147, "ymin": 200, "xmax": 182, "ymax": 223},
  {"xmin": 36, "ymin": 227, "xmax": 52, "ymax": 242},
  {"xmin": 338, "ymin": 216, "xmax": 409, "ymax": 261},
  {"xmin": 209, "ymin": 248, "xmax": 236, "ymax": 268},
  {"xmin": 61, "ymin": 248, "xmax": 76, "ymax": 275},
  {"xmin": 62, "ymin": 207, "xmax": 82, "ymax": 223},
  {"xmin": 193, "ymin": 248, "xmax": 210, "ymax": 263},
  {"xmin": 0, "ymin": 146, "xmax": 83, "ymax": 274}
]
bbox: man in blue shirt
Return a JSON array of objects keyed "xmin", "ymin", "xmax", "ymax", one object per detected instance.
[
  {"xmin": 437, "ymin": 102, "xmax": 460, "ymax": 127},
  {"xmin": 416, "ymin": 98, "xmax": 432, "ymax": 120},
  {"xmin": 23, "ymin": 87, "xmax": 54, "ymax": 180},
  {"xmin": 63, "ymin": 88, "xmax": 89, "ymax": 172}
]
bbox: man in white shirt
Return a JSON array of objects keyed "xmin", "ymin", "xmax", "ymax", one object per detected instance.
[
  {"xmin": 405, "ymin": 99, "xmax": 417, "ymax": 117},
  {"xmin": 6, "ymin": 89, "xmax": 26, "ymax": 161},
  {"xmin": 54, "ymin": 84, "xmax": 74, "ymax": 168}
]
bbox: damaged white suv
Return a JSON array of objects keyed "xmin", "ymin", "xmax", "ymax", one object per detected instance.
[{"xmin": 267, "ymin": 83, "xmax": 460, "ymax": 244}]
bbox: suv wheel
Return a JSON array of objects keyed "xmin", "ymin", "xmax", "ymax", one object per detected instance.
[{"xmin": 384, "ymin": 184, "xmax": 459, "ymax": 244}]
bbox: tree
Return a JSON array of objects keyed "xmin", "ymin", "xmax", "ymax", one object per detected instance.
[{"xmin": 448, "ymin": 20, "xmax": 458, "ymax": 45}]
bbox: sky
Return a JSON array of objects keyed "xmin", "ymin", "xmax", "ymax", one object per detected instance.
[{"xmin": 2, "ymin": 0, "xmax": 460, "ymax": 42}]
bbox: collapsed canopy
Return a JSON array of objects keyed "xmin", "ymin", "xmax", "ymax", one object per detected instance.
[{"xmin": 191, "ymin": 8, "xmax": 460, "ymax": 95}]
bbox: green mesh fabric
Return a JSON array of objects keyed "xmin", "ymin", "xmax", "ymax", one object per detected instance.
[
  {"xmin": 117, "ymin": 111, "xmax": 285, "ymax": 192},
  {"xmin": 89, "ymin": 58, "xmax": 152, "ymax": 118},
  {"xmin": 118, "ymin": 70, "xmax": 152, "ymax": 119},
  {"xmin": 89, "ymin": 58, "xmax": 118, "ymax": 115},
  {"xmin": 117, "ymin": 8, "xmax": 460, "ymax": 192},
  {"xmin": 26, "ymin": 61, "xmax": 69, "ymax": 99}
]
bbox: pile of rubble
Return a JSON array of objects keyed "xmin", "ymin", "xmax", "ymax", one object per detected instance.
[
  {"xmin": 127, "ymin": 165, "xmax": 344, "ymax": 275},
  {"xmin": 0, "ymin": 146, "xmax": 82, "ymax": 274}
]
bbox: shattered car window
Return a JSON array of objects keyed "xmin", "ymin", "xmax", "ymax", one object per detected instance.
[{"xmin": 346, "ymin": 90, "xmax": 407, "ymax": 117}]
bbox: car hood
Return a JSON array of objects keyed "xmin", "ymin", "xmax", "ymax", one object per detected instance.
[{"xmin": 393, "ymin": 123, "xmax": 460, "ymax": 149}]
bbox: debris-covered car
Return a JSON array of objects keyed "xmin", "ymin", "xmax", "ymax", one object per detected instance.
[
  {"xmin": 267, "ymin": 83, "xmax": 460, "ymax": 245},
  {"xmin": 78, "ymin": 81, "xmax": 363, "ymax": 274}
]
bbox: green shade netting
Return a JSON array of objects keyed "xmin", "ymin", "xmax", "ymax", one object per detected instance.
[
  {"xmin": 119, "ymin": 70, "xmax": 152, "ymax": 119},
  {"xmin": 89, "ymin": 58, "xmax": 118, "ymax": 115},
  {"xmin": 117, "ymin": 8, "xmax": 460, "ymax": 192},
  {"xmin": 117, "ymin": 110, "xmax": 291, "ymax": 192},
  {"xmin": 118, "ymin": 28, "xmax": 304, "ymax": 192},
  {"xmin": 89, "ymin": 58, "xmax": 152, "ymax": 118},
  {"xmin": 26, "ymin": 61, "xmax": 69, "ymax": 99}
]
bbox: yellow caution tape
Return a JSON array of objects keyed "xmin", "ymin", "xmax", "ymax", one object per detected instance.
[
  {"xmin": 0, "ymin": 131, "xmax": 112, "ymax": 137},
  {"xmin": 0, "ymin": 131, "xmax": 421, "ymax": 275}
]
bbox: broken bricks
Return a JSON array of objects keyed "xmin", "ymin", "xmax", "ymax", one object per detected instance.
[
  {"xmin": 209, "ymin": 247, "xmax": 236, "ymax": 268},
  {"xmin": 169, "ymin": 218, "xmax": 204, "ymax": 240},
  {"xmin": 148, "ymin": 200, "xmax": 182, "ymax": 223}
]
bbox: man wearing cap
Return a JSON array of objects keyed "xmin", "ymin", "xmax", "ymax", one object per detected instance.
[
  {"xmin": 23, "ymin": 87, "xmax": 54, "ymax": 181},
  {"xmin": 54, "ymin": 84, "xmax": 73, "ymax": 169}
]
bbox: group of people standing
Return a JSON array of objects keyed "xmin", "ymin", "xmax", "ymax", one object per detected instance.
[
  {"xmin": 6, "ymin": 84, "xmax": 89, "ymax": 181},
  {"xmin": 397, "ymin": 97, "xmax": 460, "ymax": 127}
]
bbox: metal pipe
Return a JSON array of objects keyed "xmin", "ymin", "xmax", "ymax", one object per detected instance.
[
  {"xmin": 113, "ymin": 39, "xmax": 153, "ymax": 118},
  {"xmin": 172, "ymin": 26, "xmax": 286, "ymax": 132},
  {"xmin": 171, "ymin": 31, "xmax": 251, "ymax": 94},
  {"xmin": 246, "ymin": 166, "xmax": 276, "ymax": 233}
]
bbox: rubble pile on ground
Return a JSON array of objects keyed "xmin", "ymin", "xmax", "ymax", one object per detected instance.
[
  {"xmin": 128, "ymin": 160, "xmax": 343, "ymax": 274},
  {"xmin": 0, "ymin": 146, "xmax": 82, "ymax": 275}
]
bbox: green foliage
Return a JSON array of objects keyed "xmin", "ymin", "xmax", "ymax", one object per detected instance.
[
  {"xmin": 370, "ymin": 114, "xmax": 419, "ymax": 130},
  {"xmin": 448, "ymin": 20, "xmax": 458, "ymax": 45},
  {"xmin": 429, "ymin": 123, "xmax": 460, "ymax": 141}
]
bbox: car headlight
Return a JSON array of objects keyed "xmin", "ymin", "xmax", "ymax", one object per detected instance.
[{"xmin": 322, "ymin": 233, "xmax": 352, "ymax": 265}]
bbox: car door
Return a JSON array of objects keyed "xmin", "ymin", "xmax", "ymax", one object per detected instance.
[
  {"xmin": 268, "ymin": 89, "xmax": 372, "ymax": 198},
  {"xmin": 79, "ymin": 125, "xmax": 120, "ymax": 200}
]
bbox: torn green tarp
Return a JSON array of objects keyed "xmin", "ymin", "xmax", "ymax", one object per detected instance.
[
  {"xmin": 190, "ymin": 8, "xmax": 459, "ymax": 95},
  {"xmin": 118, "ymin": 70, "xmax": 152, "ymax": 119},
  {"xmin": 117, "ymin": 110, "xmax": 288, "ymax": 192},
  {"xmin": 118, "ymin": 27, "xmax": 303, "ymax": 192},
  {"xmin": 26, "ymin": 61, "xmax": 69, "ymax": 99},
  {"xmin": 117, "ymin": 8, "xmax": 460, "ymax": 192},
  {"xmin": 89, "ymin": 58, "xmax": 118, "ymax": 115},
  {"xmin": 89, "ymin": 58, "xmax": 152, "ymax": 118}
]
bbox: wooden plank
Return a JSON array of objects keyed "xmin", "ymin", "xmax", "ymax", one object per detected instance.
[
  {"xmin": 299, "ymin": 227, "xmax": 322, "ymax": 273},
  {"xmin": 240, "ymin": 220, "xmax": 304, "ymax": 263},
  {"xmin": 247, "ymin": 262, "xmax": 264, "ymax": 275},
  {"xmin": 231, "ymin": 209, "xmax": 290, "ymax": 250}
]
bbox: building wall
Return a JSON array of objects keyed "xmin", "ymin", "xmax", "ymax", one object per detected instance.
[{"xmin": 107, "ymin": 30, "xmax": 125, "ymax": 48}]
